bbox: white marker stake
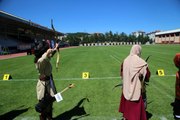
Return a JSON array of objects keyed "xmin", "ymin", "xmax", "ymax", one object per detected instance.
[{"xmin": 54, "ymin": 93, "xmax": 63, "ymax": 102}]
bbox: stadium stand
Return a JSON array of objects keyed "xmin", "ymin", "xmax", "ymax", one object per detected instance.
[{"xmin": 0, "ymin": 10, "xmax": 63, "ymax": 55}]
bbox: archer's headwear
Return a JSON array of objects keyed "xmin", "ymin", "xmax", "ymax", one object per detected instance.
[
  {"xmin": 174, "ymin": 53, "xmax": 180, "ymax": 69},
  {"xmin": 34, "ymin": 40, "xmax": 49, "ymax": 63}
]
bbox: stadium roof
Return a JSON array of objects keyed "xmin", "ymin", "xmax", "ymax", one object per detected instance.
[{"xmin": 0, "ymin": 10, "xmax": 63, "ymax": 36}]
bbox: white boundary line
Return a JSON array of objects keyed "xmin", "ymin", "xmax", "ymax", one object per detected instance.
[{"xmin": 0, "ymin": 74, "xmax": 175, "ymax": 82}]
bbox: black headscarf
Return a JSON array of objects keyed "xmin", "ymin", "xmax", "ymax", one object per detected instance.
[{"xmin": 34, "ymin": 40, "xmax": 49, "ymax": 63}]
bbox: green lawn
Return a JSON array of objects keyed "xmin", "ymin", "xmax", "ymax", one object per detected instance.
[{"xmin": 0, "ymin": 44, "xmax": 179, "ymax": 120}]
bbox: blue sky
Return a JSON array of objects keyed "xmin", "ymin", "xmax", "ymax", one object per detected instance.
[{"xmin": 0, "ymin": 0, "xmax": 180, "ymax": 34}]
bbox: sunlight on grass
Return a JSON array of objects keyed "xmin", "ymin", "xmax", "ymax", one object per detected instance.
[{"xmin": 0, "ymin": 44, "xmax": 179, "ymax": 120}]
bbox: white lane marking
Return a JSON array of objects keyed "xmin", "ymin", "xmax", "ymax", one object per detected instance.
[{"xmin": 0, "ymin": 74, "xmax": 175, "ymax": 82}]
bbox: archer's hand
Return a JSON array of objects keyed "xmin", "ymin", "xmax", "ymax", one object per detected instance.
[{"xmin": 55, "ymin": 43, "xmax": 59, "ymax": 50}]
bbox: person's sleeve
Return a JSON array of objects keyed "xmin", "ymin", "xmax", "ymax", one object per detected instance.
[
  {"xmin": 46, "ymin": 49, "xmax": 57, "ymax": 58},
  {"xmin": 145, "ymin": 67, "xmax": 151, "ymax": 82},
  {"xmin": 37, "ymin": 52, "xmax": 48, "ymax": 75}
]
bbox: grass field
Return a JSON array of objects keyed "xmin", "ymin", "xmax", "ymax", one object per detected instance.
[{"xmin": 0, "ymin": 44, "xmax": 179, "ymax": 120}]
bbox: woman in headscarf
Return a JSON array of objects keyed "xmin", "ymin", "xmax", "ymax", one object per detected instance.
[
  {"xmin": 119, "ymin": 45, "xmax": 150, "ymax": 120},
  {"xmin": 173, "ymin": 53, "xmax": 180, "ymax": 119}
]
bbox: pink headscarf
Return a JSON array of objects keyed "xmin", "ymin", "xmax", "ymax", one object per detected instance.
[{"xmin": 122, "ymin": 45, "xmax": 148, "ymax": 101}]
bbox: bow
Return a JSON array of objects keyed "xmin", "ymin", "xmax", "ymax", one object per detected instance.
[
  {"xmin": 51, "ymin": 19, "xmax": 60, "ymax": 71},
  {"xmin": 145, "ymin": 55, "xmax": 152, "ymax": 62}
]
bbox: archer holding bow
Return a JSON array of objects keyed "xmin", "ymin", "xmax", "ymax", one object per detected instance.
[
  {"xmin": 119, "ymin": 45, "xmax": 151, "ymax": 120},
  {"xmin": 34, "ymin": 39, "xmax": 59, "ymax": 120}
]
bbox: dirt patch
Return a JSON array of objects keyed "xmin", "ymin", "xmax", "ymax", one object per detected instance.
[
  {"xmin": 0, "ymin": 52, "xmax": 27, "ymax": 60},
  {"xmin": 0, "ymin": 46, "xmax": 78, "ymax": 60}
]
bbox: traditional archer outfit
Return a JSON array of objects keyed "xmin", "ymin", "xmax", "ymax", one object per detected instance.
[
  {"xmin": 36, "ymin": 49, "xmax": 57, "ymax": 120},
  {"xmin": 119, "ymin": 45, "xmax": 150, "ymax": 120},
  {"xmin": 173, "ymin": 53, "xmax": 180, "ymax": 119},
  {"xmin": 34, "ymin": 40, "xmax": 58, "ymax": 120}
]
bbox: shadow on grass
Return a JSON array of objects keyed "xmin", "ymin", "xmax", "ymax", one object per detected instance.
[
  {"xmin": 0, "ymin": 106, "xmax": 29, "ymax": 120},
  {"xmin": 53, "ymin": 97, "xmax": 90, "ymax": 120},
  {"xmin": 146, "ymin": 111, "xmax": 152, "ymax": 120},
  {"xmin": 146, "ymin": 101, "xmax": 153, "ymax": 120}
]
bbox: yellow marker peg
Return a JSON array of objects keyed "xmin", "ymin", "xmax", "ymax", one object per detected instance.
[
  {"xmin": 157, "ymin": 69, "xmax": 165, "ymax": 76},
  {"xmin": 82, "ymin": 72, "xmax": 89, "ymax": 79},
  {"xmin": 3, "ymin": 74, "xmax": 11, "ymax": 80}
]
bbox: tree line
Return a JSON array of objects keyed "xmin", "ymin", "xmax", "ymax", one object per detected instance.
[{"xmin": 63, "ymin": 31, "xmax": 153, "ymax": 46}]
